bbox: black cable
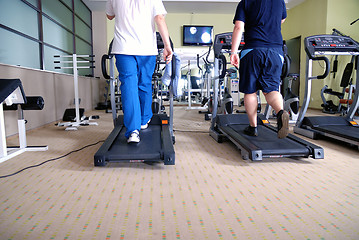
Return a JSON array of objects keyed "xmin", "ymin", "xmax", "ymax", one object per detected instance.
[
  {"xmin": 0, "ymin": 140, "xmax": 105, "ymax": 179},
  {"xmin": 174, "ymin": 129, "xmax": 209, "ymax": 134}
]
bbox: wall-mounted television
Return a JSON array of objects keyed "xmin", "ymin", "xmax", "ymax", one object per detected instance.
[{"xmin": 182, "ymin": 25, "xmax": 213, "ymax": 46}]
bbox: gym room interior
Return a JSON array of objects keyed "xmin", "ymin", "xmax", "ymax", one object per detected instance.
[{"xmin": 0, "ymin": 0, "xmax": 358, "ymax": 239}]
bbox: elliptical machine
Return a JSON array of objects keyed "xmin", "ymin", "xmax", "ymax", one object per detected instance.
[
  {"xmin": 216, "ymin": 54, "xmax": 234, "ymax": 115},
  {"xmin": 283, "ymin": 73, "xmax": 300, "ymax": 122},
  {"xmin": 204, "ymin": 53, "xmax": 234, "ymax": 120},
  {"xmin": 99, "ymin": 40, "xmax": 122, "ymax": 113},
  {"xmin": 151, "ymin": 71, "xmax": 164, "ymax": 114}
]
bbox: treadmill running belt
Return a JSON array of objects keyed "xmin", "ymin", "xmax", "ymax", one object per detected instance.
[
  {"xmin": 226, "ymin": 124, "xmax": 311, "ymax": 156},
  {"xmin": 313, "ymin": 125, "xmax": 359, "ymax": 142},
  {"xmin": 106, "ymin": 125, "xmax": 162, "ymax": 160}
]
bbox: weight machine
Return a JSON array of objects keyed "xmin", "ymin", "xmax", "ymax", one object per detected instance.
[{"xmin": 0, "ymin": 79, "xmax": 48, "ymax": 163}]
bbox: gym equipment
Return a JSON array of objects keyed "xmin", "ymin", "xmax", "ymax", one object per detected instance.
[
  {"xmin": 210, "ymin": 32, "xmax": 323, "ymax": 161},
  {"xmin": 100, "ymin": 43, "xmax": 122, "ymax": 113},
  {"xmin": 217, "ymin": 54, "xmax": 234, "ymax": 115},
  {"xmin": 97, "ymin": 43, "xmax": 117, "ymax": 111},
  {"xmin": 320, "ymin": 56, "xmax": 355, "ymax": 114},
  {"xmin": 294, "ymin": 34, "xmax": 359, "ymax": 147},
  {"xmin": 0, "ymin": 79, "xmax": 48, "ymax": 163},
  {"xmin": 54, "ymin": 54, "xmax": 99, "ymax": 130},
  {"xmin": 199, "ymin": 43, "xmax": 235, "ymax": 120},
  {"xmin": 351, "ymin": 18, "xmax": 359, "ymax": 25},
  {"xmin": 283, "ymin": 73, "xmax": 300, "ymax": 122},
  {"xmin": 264, "ymin": 46, "xmax": 300, "ymax": 123},
  {"xmin": 198, "ymin": 54, "xmax": 215, "ymax": 118},
  {"xmin": 151, "ymin": 72, "xmax": 164, "ymax": 114},
  {"xmin": 184, "ymin": 58, "xmax": 208, "ymax": 110},
  {"xmin": 152, "ymin": 34, "xmax": 175, "ymax": 114},
  {"xmin": 94, "ymin": 33, "xmax": 176, "ymax": 166},
  {"xmin": 205, "ymin": 64, "xmax": 234, "ymax": 119}
]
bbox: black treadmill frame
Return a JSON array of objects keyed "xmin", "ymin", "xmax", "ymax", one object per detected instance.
[
  {"xmin": 209, "ymin": 32, "xmax": 324, "ymax": 161},
  {"xmin": 294, "ymin": 34, "xmax": 359, "ymax": 148},
  {"xmin": 94, "ymin": 34, "xmax": 176, "ymax": 166},
  {"xmin": 94, "ymin": 114, "xmax": 175, "ymax": 166},
  {"xmin": 210, "ymin": 114, "xmax": 323, "ymax": 161}
]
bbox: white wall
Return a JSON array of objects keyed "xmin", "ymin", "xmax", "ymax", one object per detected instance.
[{"xmin": 91, "ymin": 11, "xmax": 111, "ymax": 104}]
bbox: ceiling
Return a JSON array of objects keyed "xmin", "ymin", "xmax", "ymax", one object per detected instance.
[{"xmin": 84, "ymin": 0, "xmax": 306, "ymax": 13}]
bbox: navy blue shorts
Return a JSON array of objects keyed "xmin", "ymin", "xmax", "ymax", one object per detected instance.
[{"xmin": 239, "ymin": 48, "xmax": 284, "ymax": 94}]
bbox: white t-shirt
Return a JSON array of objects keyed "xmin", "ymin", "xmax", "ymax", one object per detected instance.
[{"xmin": 106, "ymin": 0, "xmax": 167, "ymax": 55}]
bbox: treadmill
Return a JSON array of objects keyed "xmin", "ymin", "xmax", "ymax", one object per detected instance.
[
  {"xmin": 210, "ymin": 32, "xmax": 324, "ymax": 161},
  {"xmin": 294, "ymin": 33, "xmax": 359, "ymax": 147},
  {"xmin": 94, "ymin": 33, "xmax": 175, "ymax": 166}
]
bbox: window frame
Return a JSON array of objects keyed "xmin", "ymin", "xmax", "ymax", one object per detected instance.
[{"xmin": 0, "ymin": 0, "xmax": 93, "ymax": 76}]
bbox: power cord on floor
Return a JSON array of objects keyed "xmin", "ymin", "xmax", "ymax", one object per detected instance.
[
  {"xmin": 174, "ymin": 129, "xmax": 209, "ymax": 134},
  {"xmin": 0, "ymin": 140, "xmax": 105, "ymax": 179},
  {"xmin": 0, "ymin": 130, "xmax": 209, "ymax": 179}
]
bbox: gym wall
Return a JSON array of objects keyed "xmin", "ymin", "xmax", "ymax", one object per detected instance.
[
  {"xmin": 91, "ymin": 11, "xmax": 110, "ymax": 107},
  {"xmin": 165, "ymin": 13, "xmax": 234, "ymax": 48},
  {"xmin": 282, "ymin": 0, "xmax": 359, "ymax": 109},
  {"xmin": 325, "ymin": 0, "xmax": 359, "ymax": 105}
]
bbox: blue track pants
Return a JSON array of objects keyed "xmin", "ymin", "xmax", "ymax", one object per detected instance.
[{"xmin": 115, "ymin": 54, "xmax": 156, "ymax": 138}]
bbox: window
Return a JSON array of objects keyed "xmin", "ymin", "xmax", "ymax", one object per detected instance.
[{"xmin": 0, "ymin": 0, "xmax": 93, "ymax": 76}]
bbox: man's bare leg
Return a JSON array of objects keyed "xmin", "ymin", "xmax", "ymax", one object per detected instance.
[
  {"xmin": 263, "ymin": 91, "xmax": 283, "ymax": 114},
  {"xmin": 263, "ymin": 91, "xmax": 289, "ymax": 138},
  {"xmin": 244, "ymin": 92, "xmax": 259, "ymax": 127}
]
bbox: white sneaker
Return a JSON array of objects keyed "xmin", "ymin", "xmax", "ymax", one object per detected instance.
[
  {"xmin": 141, "ymin": 119, "xmax": 151, "ymax": 130},
  {"xmin": 127, "ymin": 130, "xmax": 140, "ymax": 143}
]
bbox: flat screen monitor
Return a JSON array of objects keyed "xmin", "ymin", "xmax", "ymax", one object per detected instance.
[{"xmin": 182, "ymin": 25, "xmax": 213, "ymax": 46}]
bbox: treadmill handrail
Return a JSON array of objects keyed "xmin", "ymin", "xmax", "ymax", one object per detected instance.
[
  {"xmin": 309, "ymin": 56, "xmax": 330, "ymax": 80},
  {"xmin": 346, "ymin": 55, "xmax": 359, "ymax": 120},
  {"xmin": 296, "ymin": 34, "xmax": 359, "ymax": 127}
]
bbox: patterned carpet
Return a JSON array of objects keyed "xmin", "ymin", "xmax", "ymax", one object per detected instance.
[{"xmin": 0, "ymin": 107, "xmax": 358, "ymax": 240}]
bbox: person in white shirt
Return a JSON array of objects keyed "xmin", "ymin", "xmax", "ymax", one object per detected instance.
[{"xmin": 106, "ymin": 0, "xmax": 173, "ymax": 143}]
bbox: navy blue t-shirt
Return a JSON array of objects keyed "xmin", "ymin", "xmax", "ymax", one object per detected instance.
[{"xmin": 233, "ymin": 0, "xmax": 287, "ymax": 49}]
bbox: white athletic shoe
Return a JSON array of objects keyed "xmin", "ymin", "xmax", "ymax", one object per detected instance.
[
  {"xmin": 127, "ymin": 130, "xmax": 140, "ymax": 143},
  {"xmin": 141, "ymin": 119, "xmax": 151, "ymax": 130}
]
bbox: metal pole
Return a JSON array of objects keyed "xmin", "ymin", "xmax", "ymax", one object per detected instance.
[
  {"xmin": 346, "ymin": 55, "xmax": 359, "ymax": 120},
  {"xmin": 296, "ymin": 56, "xmax": 312, "ymax": 127},
  {"xmin": 73, "ymin": 54, "xmax": 80, "ymax": 124},
  {"xmin": 0, "ymin": 103, "xmax": 7, "ymax": 158},
  {"xmin": 109, "ymin": 56, "xmax": 117, "ymax": 127},
  {"xmin": 210, "ymin": 58, "xmax": 219, "ymax": 130}
]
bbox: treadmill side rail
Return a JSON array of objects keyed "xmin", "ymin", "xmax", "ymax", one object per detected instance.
[
  {"xmin": 293, "ymin": 125, "xmax": 318, "ymax": 139},
  {"xmin": 94, "ymin": 114, "xmax": 175, "ymax": 166},
  {"xmin": 219, "ymin": 125, "xmax": 263, "ymax": 160},
  {"xmin": 212, "ymin": 114, "xmax": 324, "ymax": 161},
  {"xmin": 94, "ymin": 122, "xmax": 123, "ymax": 166},
  {"xmin": 161, "ymin": 123, "xmax": 175, "ymax": 165}
]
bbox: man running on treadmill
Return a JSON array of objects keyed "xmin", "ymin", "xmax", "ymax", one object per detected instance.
[
  {"xmin": 106, "ymin": 0, "xmax": 172, "ymax": 143},
  {"xmin": 230, "ymin": 0, "xmax": 289, "ymax": 138}
]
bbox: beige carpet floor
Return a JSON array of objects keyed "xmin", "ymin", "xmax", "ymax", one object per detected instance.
[{"xmin": 0, "ymin": 107, "xmax": 358, "ymax": 240}]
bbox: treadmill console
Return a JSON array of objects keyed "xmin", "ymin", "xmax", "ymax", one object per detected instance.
[
  {"xmin": 213, "ymin": 32, "xmax": 245, "ymax": 57},
  {"xmin": 305, "ymin": 34, "xmax": 359, "ymax": 58}
]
